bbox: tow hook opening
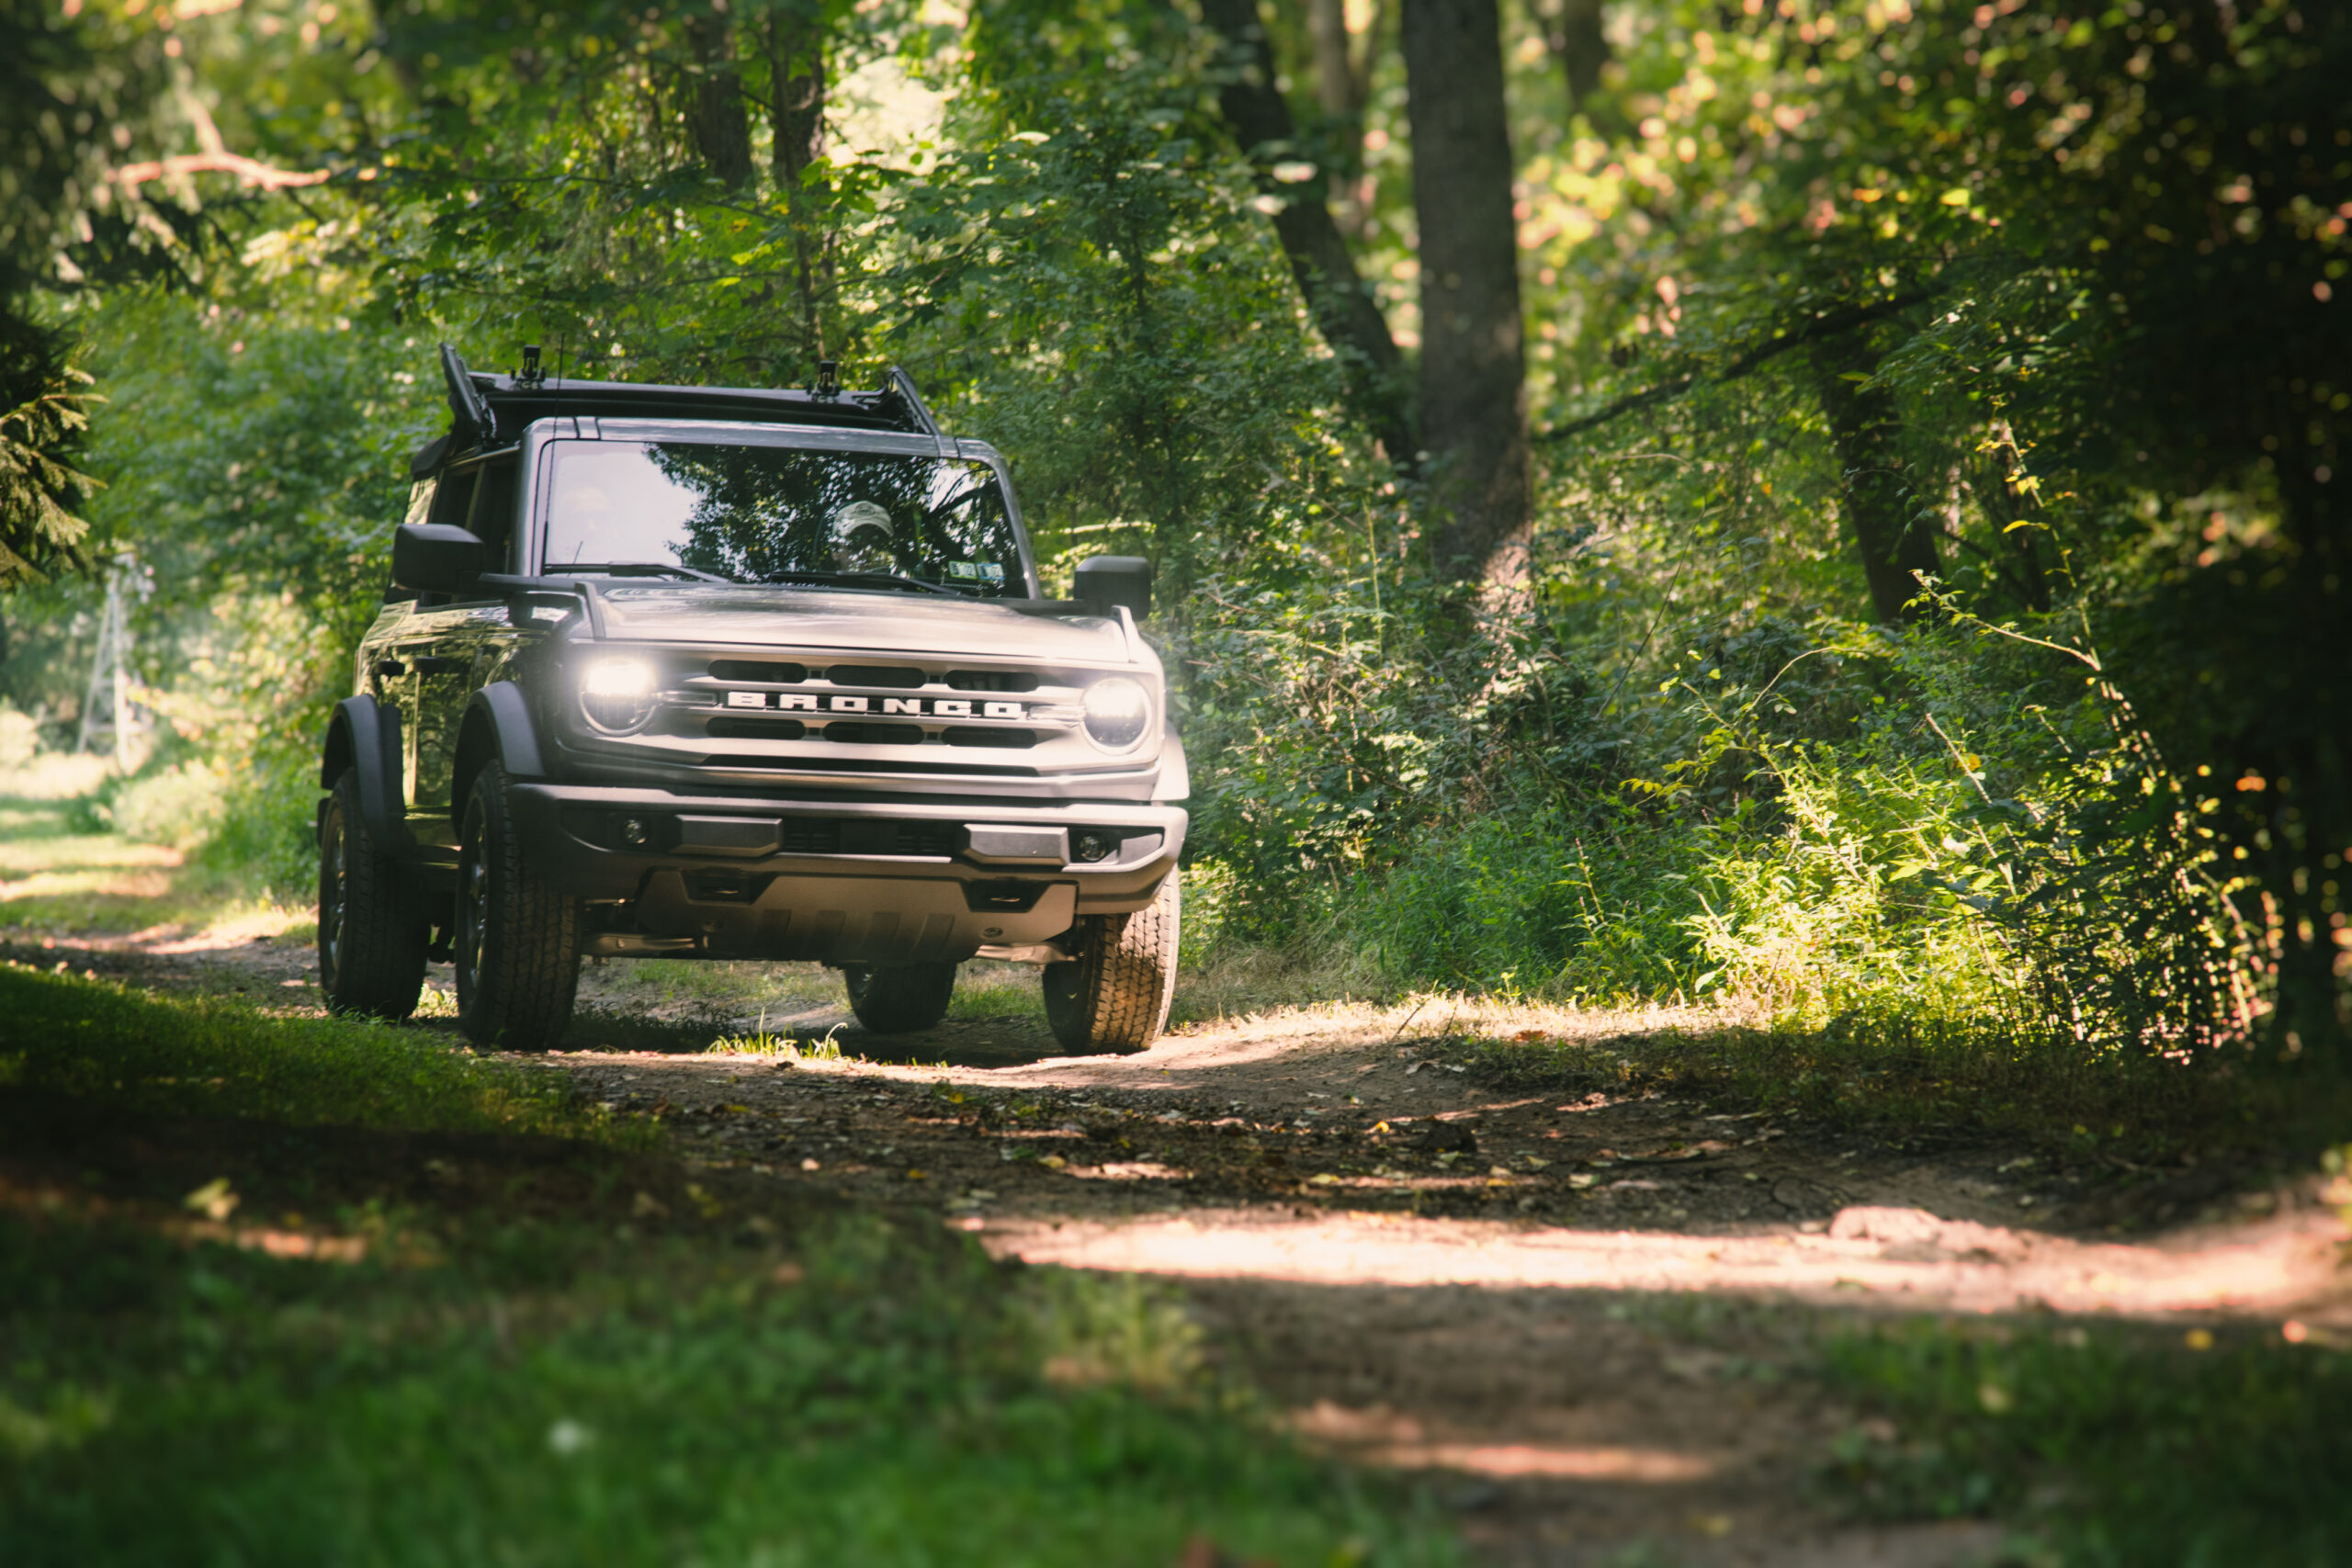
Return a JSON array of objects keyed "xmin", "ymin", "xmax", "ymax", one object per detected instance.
[{"xmin": 963, "ymin": 879, "xmax": 1050, "ymax": 913}]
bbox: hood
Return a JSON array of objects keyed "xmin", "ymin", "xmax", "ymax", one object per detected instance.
[{"xmin": 591, "ymin": 582, "xmax": 1135, "ymax": 664}]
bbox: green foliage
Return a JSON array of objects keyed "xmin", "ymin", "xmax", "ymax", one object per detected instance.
[
  {"xmin": 0, "ymin": 317, "xmax": 98, "ymax": 588},
  {"xmin": 1822, "ymin": 1321, "xmax": 2352, "ymax": 1566}
]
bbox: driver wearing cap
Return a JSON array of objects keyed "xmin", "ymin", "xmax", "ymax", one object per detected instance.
[{"xmin": 830, "ymin": 501, "xmax": 896, "ymax": 575}]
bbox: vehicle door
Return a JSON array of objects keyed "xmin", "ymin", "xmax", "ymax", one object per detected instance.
[{"xmin": 392, "ymin": 452, "xmax": 521, "ymax": 845}]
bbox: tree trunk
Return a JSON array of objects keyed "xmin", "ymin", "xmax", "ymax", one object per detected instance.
[
  {"xmin": 1307, "ymin": 0, "xmax": 1359, "ymax": 119},
  {"xmin": 1401, "ymin": 0, "xmax": 1532, "ymax": 592},
  {"xmin": 1306, "ymin": 0, "xmax": 1387, "ymax": 238},
  {"xmin": 1536, "ymin": 0, "xmax": 1608, "ymax": 110},
  {"xmin": 1812, "ymin": 333, "xmax": 1939, "ymax": 624},
  {"xmin": 681, "ymin": 13, "xmax": 752, "ymax": 187},
  {"xmin": 1200, "ymin": 0, "xmax": 1415, "ymax": 472},
  {"xmin": 763, "ymin": 6, "xmax": 829, "ymax": 363}
]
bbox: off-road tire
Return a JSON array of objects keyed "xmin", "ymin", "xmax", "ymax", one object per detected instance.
[
  {"xmin": 842, "ymin": 962, "xmax": 958, "ymax": 1033},
  {"xmin": 1044, "ymin": 870, "xmax": 1180, "ymax": 1054},
  {"xmin": 455, "ymin": 760, "xmax": 580, "ymax": 1051},
  {"xmin": 317, "ymin": 769, "xmax": 427, "ymax": 1020}
]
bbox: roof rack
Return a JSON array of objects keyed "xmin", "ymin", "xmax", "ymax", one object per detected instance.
[{"xmin": 411, "ymin": 344, "xmax": 940, "ymax": 478}]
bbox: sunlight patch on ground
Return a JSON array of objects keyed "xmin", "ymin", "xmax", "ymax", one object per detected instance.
[
  {"xmin": 990, "ymin": 1205, "xmax": 2352, "ymax": 1320},
  {"xmin": 1286, "ymin": 1399, "xmax": 1720, "ymax": 1481}
]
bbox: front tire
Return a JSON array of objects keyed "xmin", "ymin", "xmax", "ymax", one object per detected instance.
[
  {"xmin": 843, "ymin": 963, "xmax": 957, "ymax": 1033},
  {"xmin": 317, "ymin": 770, "xmax": 426, "ymax": 1020},
  {"xmin": 454, "ymin": 761, "xmax": 580, "ymax": 1051},
  {"xmin": 1044, "ymin": 870, "xmax": 1180, "ymax": 1054}
]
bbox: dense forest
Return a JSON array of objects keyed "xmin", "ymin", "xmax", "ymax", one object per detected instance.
[{"xmin": 3, "ymin": 0, "xmax": 2346, "ymax": 1057}]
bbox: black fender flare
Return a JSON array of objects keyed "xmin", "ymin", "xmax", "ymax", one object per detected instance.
[
  {"xmin": 321, "ymin": 696, "xmax": 408, "ymax": 851},
  {"xmin": 451, "ymin": 682, "xmax": 547, "ymax": 826}
]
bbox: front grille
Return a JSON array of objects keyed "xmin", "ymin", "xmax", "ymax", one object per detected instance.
[
  {"xmin": 942, "ymin": 726, "xmax": 1036, "ymax": 749},
  {"xmin": 947, "ymin": 670, "xmax": 1041, "ymax": 693},
  {"xmin": 821, "ymin": 664, "xmax": 925, "ymax": 689},
  {"xmin": 771, "ymin": 818, "xmax": 959, "ymax": 857},
  {"xmin": 708, "ymin": 659, "xmax": 808, "ymax": 682},
  {"xmin": 707, "ymin": 716, "xmax": 808, "ymax": 739},
  {"xmin": 822, "ymin": 721, "xmax": 925, "ymax": 746}
]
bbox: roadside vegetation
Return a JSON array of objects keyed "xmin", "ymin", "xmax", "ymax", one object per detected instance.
[{"xmin": 0, "ymin": 964, "xmax": 1451, "ymax": 1567}]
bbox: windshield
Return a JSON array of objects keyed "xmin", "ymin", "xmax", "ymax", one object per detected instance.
[{"xmin": 540, "ymin": 441, "xmax": 1024, "ymax": 597}]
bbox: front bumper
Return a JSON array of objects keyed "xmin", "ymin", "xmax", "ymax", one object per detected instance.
[{"xmin": 509, "ymin": 783, "xmax": 1185, "ymax": 964}]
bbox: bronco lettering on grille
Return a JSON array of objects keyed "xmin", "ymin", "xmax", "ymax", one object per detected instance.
[{"xmin": 724, "ymin": 691, "xmax": 1027, "ymax": 718}]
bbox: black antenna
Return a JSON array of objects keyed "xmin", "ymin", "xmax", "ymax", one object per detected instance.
[{"xmin": 555, "ymin": 329, "xmax": 568, "ymax": 389}]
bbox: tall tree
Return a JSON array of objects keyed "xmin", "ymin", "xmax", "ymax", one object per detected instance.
[
  {"xmin": 763, "ymin": 1, "xmax": 831, "ymax": 361},
  {"xmin": 1534, "ymin": 0, "xmax": 1607, "ymax": 113},
  {"xmin": 1811, "ymin": 332, "xmax": 1938, "ymax": 624},
  {"xmin": 681, "ymin": 7, "xmax": 754, "ymax": 187},
  {"xmin": 1304, "ymin": 0, "xmax": 1385, "ymax": 237},
  {"xmin": 1199, "ymin": 0, "xmax": 1414, "ymax": 471},
  {"xmin": 1400, "ymin": 0, "xmax": 1530, "ymax": 592}
]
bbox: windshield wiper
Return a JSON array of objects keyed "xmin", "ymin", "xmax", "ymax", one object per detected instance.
[
  {"xmin": 763, "ymin": 570, "xmax": 967, "ymax": 597},
  {"xmin": 557, "ymin": 562, "xmax": 735, "ymax": 584}
]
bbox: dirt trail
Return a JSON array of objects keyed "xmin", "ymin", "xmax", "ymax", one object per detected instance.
[{"xmin": 20, "ymin": 928, "xmax": 2351, "ymax": 1567}]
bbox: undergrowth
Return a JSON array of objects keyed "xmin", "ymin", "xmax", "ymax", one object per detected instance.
[{"xmin": 1819, "ymin": 1319, "xmax": 2352, "ymax": 1566}]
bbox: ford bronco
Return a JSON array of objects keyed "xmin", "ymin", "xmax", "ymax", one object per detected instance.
[{"xmin": 316, "ymin": 345, "xmax": 1185, "ymax": 1052}]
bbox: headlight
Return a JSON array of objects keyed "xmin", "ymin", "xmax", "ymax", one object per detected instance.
[
  {"xmin": 1081, "ymin": 676, "xmax": 1151, "ymax": 750},
  {"xmin": 580, "ymin": 657, "xmax": 656, "ymax": 733}
]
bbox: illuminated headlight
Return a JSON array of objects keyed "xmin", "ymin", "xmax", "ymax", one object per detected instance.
[
  {"xmin": 580, "ymin": 658, "xmax": 656, "ymax": 733},
  {"xmin": 1081, "ymin": 676, "xmax": 1151, "ymax": 750}
]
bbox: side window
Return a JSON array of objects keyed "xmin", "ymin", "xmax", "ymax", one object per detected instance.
[
  {"xmin": 468, "ymin": 457, "xmax": 520, "ymax": 575},
  {"xmin": 429, "ymin": 467, "xmax": 479, "ymax": 531}
]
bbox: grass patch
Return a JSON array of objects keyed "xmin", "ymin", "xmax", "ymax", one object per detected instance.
[
  {"xmin": 1819, "ymin": 1317, "xmax": 2352, "ymax": 1566},
  {"xmin": 0, "ymin": 951, "xmax": 1451, "ymax": 1565},
  {"xmin": 949, "ymin": 959, "xmax": 1049, "ymax": 1021},
  {"xmin": 0, "ymin": 1205, "xmax": 1449, "ymax": 1567},
  {"xmin": 0, "ymin": 965, "xmax": 631, "ymax": 1145}
]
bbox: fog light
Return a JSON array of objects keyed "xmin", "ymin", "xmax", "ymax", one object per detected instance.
[
  {"xmin": 618, "ymin": 816, "xmax": 651, "ymax": 847},
  {"xmin": 1071, "ymin": 829, "xmax": 1118, "ymax": 863}
]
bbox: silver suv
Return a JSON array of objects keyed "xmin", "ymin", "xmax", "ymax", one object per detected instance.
[{"xmin": 316, "ymin": 346, "xmax": 1185, "ymax": 1052}]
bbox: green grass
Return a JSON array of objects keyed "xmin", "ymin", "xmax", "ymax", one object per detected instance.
[
  {"xmin": 1819, "ymin": 1318, "xmax": 2352, "ymax": 1566},
  {"xmin": 0, "ymin": 966, "xmax": 1453, "ymax": 1567},
  {"xmin": 0, "ymin": 964, "xmax": 632, "ymax": 1143},
  {"xmin": 0, "ymin": 1210, "xmax": 1442, "ymax": 1568},
  {"xmin": 949, "ymin": 959, "xmax": 1050, "ymax": 1021}
]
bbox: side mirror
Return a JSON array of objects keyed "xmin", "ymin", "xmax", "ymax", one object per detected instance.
[
  {"xmin": 1074, "ymin": 555, "xmax": 1152, "ymax": 621},
  {"xmin": 392, "ymin": 522, "xmax": 485, "ymax": 595}
]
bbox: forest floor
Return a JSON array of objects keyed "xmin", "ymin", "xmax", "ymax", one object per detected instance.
[{"xmin": 12, "ymin": 882, "xmax": 2348, "ymax": 1568}]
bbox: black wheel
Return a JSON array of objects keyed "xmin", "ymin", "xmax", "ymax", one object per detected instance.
[
  {"xmin": 843, "ymin": 962, "xmax": 957, "ymax": 1033},
  {"xmin": 454, "ymin": 760, "xmax": 580, "ymax": 1051},
  {"xmin": 1044, "ymin": 870, "xmax": 1179, "ymax": 1054},
  {"xmin": 317, "ymin": 769, "xmax": 427, "ymax": 1020}
]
